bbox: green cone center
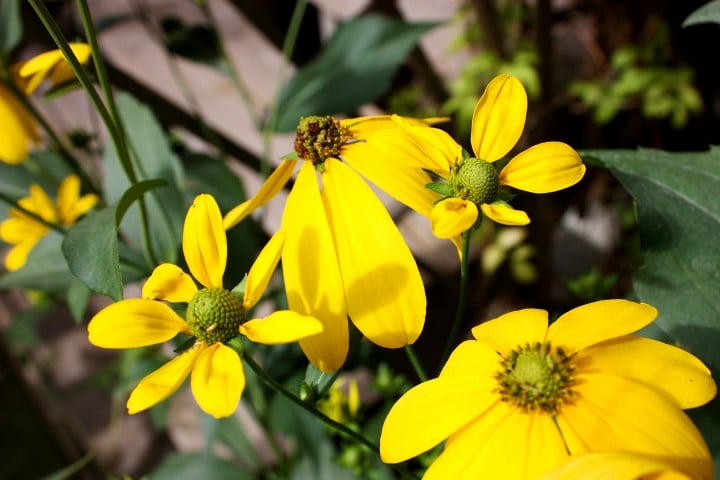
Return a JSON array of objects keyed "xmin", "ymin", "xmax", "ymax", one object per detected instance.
[
  {"xmin": 187, "ymin": 288, "xmax": 245, "ymax": 344},
  {"xmin": 495, "ymin": 342, "xmax": 575, "ymax": 414},
  {"xmin": 294, "ymin": 115, "xmax": 352, "ymax": 165},
  {"xmin": 449, "ymin": 157, "xmax": 499, "ymax": 205}
]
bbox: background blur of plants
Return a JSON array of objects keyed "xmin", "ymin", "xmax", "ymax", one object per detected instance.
[{"xmin": 1, "ymin": 0, "xmax": 719, "ymax": 479}]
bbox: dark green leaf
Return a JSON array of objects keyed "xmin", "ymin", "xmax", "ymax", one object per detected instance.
[
  {"xmin": 274, "ymin": 13, "xmax": 437, "ymax": 132},
  {"xmin": 683, "ymin": 0, "xmax": 720, "ymax": 26},
  {"xmin": 66, "ymin": 279, "xmax": 91, "ymax": 323},
  {"xmin": 0, "ymin": 0, "xmax": 21, "ymax": 53},
  {"xmin": 150, "ymin": 452, "xmax": 253, "ymax": 480},
  {"xmin": 0, "ymin": 232, "xmax": 74, "ymax": 293},
  {"xmin": 583, "ymin": 148, "xmax": 720, "ymax": 370}
]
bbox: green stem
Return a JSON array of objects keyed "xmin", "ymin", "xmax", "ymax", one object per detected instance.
[
  {"xmin": 404, "ymin": 345, "xmax": 427, "ymax": 382},
  {"xmin": 439, "ymin": 229, "xmax": 472, "ymax": 370}
]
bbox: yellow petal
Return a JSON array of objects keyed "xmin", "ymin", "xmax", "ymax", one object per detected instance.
[
  {"xmin": 240, "ymin": 310, "xmax": 323, "ymax": 344},
  {"xmin": 223, "ymin": 159, "xmax": 297, "ymax": 229},
  {"xmin": 182, "ymin": 194, "xmax": 226, "ymax": 289},
  {"xmin": 557, "ymin": 373, "xmax": 712, "ymax": 480},
  {"xmin": 322, "ymin": 158, "xmax": 425, "ymax": 348},
  {"xmin": 191, "ymin": 343, "xmax": 245, "ymax": 418},
  {"xmin": 439, "ymin": 340, "xmax": 503, "ymax": 378},
  {"xmin": 56, "ymin": 174, "xmax": 80, "ymax": 223},
  {"xmin": 243, "ymin": 230, "xmax": 285, "ymax": 310},
  {"xmin": 471, "ymin": 308, "xmax": 549, "ymax": 355},
  {"xmin": 391, "ymin": 115, "xmax": 460, "ymax": 176},
  {"xmin": 576, "ymin": 336, "xmax": 716, "ymax": 409},
  {"xmin": 142, "ymin": 263, "xmax": 198, "ymax": 303},
  {"xmin": 127, "ymin": 343, "xmax": 203, "ymax": 414},
  {"xmin": 540, "ymin": 451, "xmax": 694, "ymax": 480},
  {"xmin": 547, "ymin": 300, "xmax": 657, "ymax": 352},
  {"xmin": 471, "ymin": 74, "xmax": 527, "ymax": 162},
  {"xmin": 480, "ymin": 202, "xmax": 530, "ymax": 225},
  {"xmin": 281, "ymin": 162, "xmax": 348, "ymax": 372},
  {"xmin": 500, "ymin": 142, "xmax": 585, "ymax": 193},
  {"xmin": 431, "ymin": 198, "xmax": 478, "ymax": 238},
  {"xmin": 0, "ymin": 215, "xmax": 48, "ymax": 244},
  {"xmin": 88, "ymin": 298, "xmax": 188, "ymax": 348},
  {"xmin": 3, "ymin": 241, "xmax": 39, "ymax": 271},
  {"xmin": 380, "ymin": 376, "xmax": 498, "ymax": 464},
  {"xmin": 24, "ymin": 184, "xmax": 58, "ymax": 223},
  {"xmin": 49, "ymin": 43, "xmax": 91, "ymax": 86},
  {"xmin": 0, "ymin": 84, "xmax": 38, "ymax": 164},
  {"xmin": 17, "ymin": 43, "xmax": 91, "ymax": 94}
]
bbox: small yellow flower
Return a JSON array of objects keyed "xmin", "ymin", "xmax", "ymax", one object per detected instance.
[
  {"xmin": 15, "ymin": 43, "xmax": 91, "ymax": 95},
  {"xmin": 317, "ymin": 378, "xmax": 361, "ymax": 424},
  {"xmin": 0, "ymin": 174, "xmax": 98, "ymax": 271},
  {"xmin": 380, "ymin": 299, "xmax": 716, "ymax": 480},
  {"xmin": 224, "ymin": 115, "xmax": 441, "ymax": 372},
  {"xmin": 540, "ymin": 451, "xmax": 694, "ymax": 480},
  {"xmin": 0, "ymin": 83, "xmax": 39, "ymax": 164},
  {"xmin": 87, "ymin": 194, "xmax": 323, "ymax": 419}
]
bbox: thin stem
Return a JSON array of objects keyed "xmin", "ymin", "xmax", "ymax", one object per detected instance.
[
  {"xmin": 404, "ymin": 345, "xmax": 427, "ymax": 382},
  {"xmin": 439, "ymin": 229, "xmax": 472, "ymax": 370}
]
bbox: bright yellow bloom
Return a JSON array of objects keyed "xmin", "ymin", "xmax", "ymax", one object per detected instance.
[
  {"xmin": 396, "ymin": 74, "xmax": 586, "ymax": 240},
  {"xmin": 380, "ymin": 299, "xmax": 716, "ymax": 480},
  {"xmin": 15, "ymin": 43, "xmax": 91, "ymax": 95},
  {"xmin": 224, "ymin": 116, "xmax": 439, "ymax": 372},
  {"xmin": 0, "ymin": 83, "xmax": 39, "ymax": 164},
  {"xmin": 541, "ymin": 451, "xmax": 694, "ymax": 480},
  {"xmin": 87, "ymin": 194, "xmax": 322, "ymax": 419},
  {"xmin": 0, "ymin": 174, "xmax": 98, "ymax": 271}
]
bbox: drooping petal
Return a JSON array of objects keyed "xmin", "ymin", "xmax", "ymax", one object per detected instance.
[
  {"xmin": 183, "ymin": 194, "xmax": 226, "ymax": 289},
  {"xmin": 576, "ymin": 336, "xmax": 716, "ymax": 409},
  {"xmin": 380, "ymin": 376, "xmax": 499, "ymax": 464},
  {"xmin": 142, "ymin": 263, "xmax": 198, "ymax": 303},
  {"xmin": 557, "ymin": 373, "xmax": 713, "ymax": 480},
  {"xmin": 322, "ymin": 158, "xmax": 425, "ymax": 348},
  {"xmin": 88, "ymin": 298, "xmax": 188, "ymax": 348},
  {"xmin": 540, "ymin": 451, "xmax": 694, "ymax": 480},
  {"xmin": 223, "ymin": 159, "xmax": 298, "ymax": 229},
  {"xmin": 471, "ymin": 74, "xmax": 527, "ymax": 162},
  {"xmin": 240, "ymin": 310, "xmax": 323, "ymax": 344},
  {"xmin": 191, "ymin": 343, "xmax": 245, "ymax": 418},
  {"xmin": 481, "ymin": 202, "xmax": 530, "ymax": 225},
  {"xmin": 547, "ymin": 300, "xmax": 657, "ymax": 353},
  {"xmin": 243, "ymin": 230, "xmax": 285, "ymax": 310},
  {"xmin": 126, "ymin": 343, "xmax": 203, "ymax": 414},
  {"xmin": 500, "ymin": 142, "xmax": 585, "ymax": 193},
  {"xmin": 439, "ymin": 340, "xmax": 503, "ymax": 379},
  {"xmin": 282, "ymin": 162, "xmax": 348, "ymax": 372},
  {"xmin": 17, "ymin": 43, "xmax": 91, "ymax": 94},
  {"xmin": 471, "ymin": 308, "xmax": 549, "ymax": 355},
  {"xmin": 48, "ymin": 43, "xmax": 92, "ymax": 87},
  {"xmin": 0, "ymin": 84, "xmax": 38, "ymax": 164},
  {"xmin": 3, "ymin": 241, "xmax": 39, "ymax": 271},
  {"xmin": 431, "ymin": 198, "xmax": 478, "ymax": 238}
]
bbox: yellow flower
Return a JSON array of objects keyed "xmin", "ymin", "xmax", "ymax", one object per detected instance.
[
  {"xmin": 540, "ymin": 451, "xmax": 695, "ymax": 480},
  {"xmin": 317, "ymin": 378, "xmax": 361, "ymax": 424},
  {"xmin": 380, "ymin": 299, "xmax": 716, "ymax": 480},
  {"xmin": 0, "ymin": 174, "xmax": 98, "ymax": 271},
  {"xmin": 87, "ymin": 194, "xmax": 323, "ymax": 419},
  {"xmin": 397, "ymin": 74, "xmax": 586, "ymax": 239},
  {"xmin": 0, "ymin": 83, "xmax": 39, "ymax": 164},
  {"xmin": 224, "ymin": 116, "xmax": 439, "ymax": 372},
  {"xmin": 15, "ymin": 43, "xmax": 91, "ymax": 95}
]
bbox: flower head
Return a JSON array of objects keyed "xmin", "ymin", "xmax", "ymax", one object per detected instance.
[
  {"xmin": 0, "ymin": 83, "xmax": 39, "ymax": 164},
  {"xmin": 0, "ymin": 174, "xmax": 98, "ymax": 271},
  {"xmin": 87, "ymin": 194, "xmax": 323, "ymax": 418},
  {"xmin": 380, "ymin": 300, "xmax": 716, "ymax": 479},
  {"xmin": 224, "ymin": 115, "xmax": 440, "ymax": 372},
  {"xmin": 15, "ymin": 43, "xmax": 91, "ymax": 95}
]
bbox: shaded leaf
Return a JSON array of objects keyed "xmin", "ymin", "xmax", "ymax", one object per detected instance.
[
  {"xmin": 150, "ymin": 452, "xmax": 254, "ymax": 480},
  {"xmin": 66, "ymin": 279, "xmax": 91, "ymax": 323},
  {"xmin": 0, "ymin": 0, "xmax": 21, "ymax": 53},
  {"xmin": 683, "ymin": 0, "xmax": 720, "ymax": 27},
  {"xmin": 0, "ymin": 232, "xmax": 74, "ymax": 293}
]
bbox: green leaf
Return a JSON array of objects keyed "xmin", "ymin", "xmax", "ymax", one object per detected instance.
[
  {"xmin": 66, "ymin": 279, "xmax": 91, "ymax": 323},
  {"xmin": 425, "ymin": 181, "xmax": 452, "ymax": 197},
  {"xmin": 583, "ymin": 148, "xmax": 720, "ymax": 370},
  {"xmin": 274, "ymin": 13, "xmax": 437, "ymax": 132},
  {"xmin": 0, "ymin": 232, "xmax": 75, "ymax": 293},
  {"xmin": 303, "ymin": 363, "xmax": 339, "ymax": 400},
  {"xmin": 150, "ymin": 452, "xmax": 254, "ymax": 480},
  {"xmin": 0, "ymin": 0, "xmax": 22, "ymax": 53},
  {"xmin": 683, "ymin": 0, "xmax": 720, "ymax": 26}
]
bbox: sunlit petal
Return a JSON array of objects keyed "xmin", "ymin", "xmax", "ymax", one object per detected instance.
[
  {"xmin": 481, "ymin": 202, "xmax": 530, "ymax": 225},
  {"xmin": 471, "ymin": 74, "xmax": 527, "ymax": 162},
  {"xmin": 322, "ymin": 158, "xmax": 425, "ymax": 348},
  {"xmin": 540, "ymin": 451, "xmax": 694, "ymax": 480},
  {"xmin": 191, "ymin": 343, "xmax": 245, "ymax": 418},
  {"xmin": 0, "ymin": 84, "xmax": 38, "ymax": 164},
  {"xmin": 500, "ymin": 142, "xmax": 585, "ymax": 193},
  {"xmin": 471, "ymin": 308, "xmax": 549, "ymax": 355},
  {"xmin": 547, "ymin": 300, "xmax": 657, "ymax": 352},
  {"xmin": 431, "ymin": 198, "xmax": 478, "ymax": 238},
  {"xmin": 88, "ymin": 298, "xmax": 188, "ymax": 348},
  {"xmin": 243, "ymin": 230, "xmax": 285, "ymax": 310},
  {"xmin": 142, "ymin": 263, "xmax": 198, "ymax": 303},
  {"xmin": 439, "ymin": 340, "xmax": 502, "ymax": 379},
  {"xmin": 240, "ymin": 310, "xmax": 323, "ymax": 344},
  {"xmin": 183, "ymin": 194, "xmax": 226, "ymax": 288},
  {"xmin": 391, "ymin": 114, "xmax": 460, "ymax": 176},
  {"xmin": 126, "ymin": 343, "xmax": 203, "ymax": 414}
]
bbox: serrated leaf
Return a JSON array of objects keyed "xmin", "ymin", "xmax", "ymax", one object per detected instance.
[
  {"xmin": 0, "ymin": 0, "xmax": 22, "ymax": 53},
  {"xmin": 683, "ymin": 0, "xmax": 720, "ymax": 26},
  {"xmin": 583, "ymin": 148, "xmax": 720, "ymax": 370},
  {"xmin": 274, "ymin": 13, "xmax": 437, "ymax": 132}
]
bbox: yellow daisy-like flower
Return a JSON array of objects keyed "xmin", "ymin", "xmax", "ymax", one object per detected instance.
[
  {"xmin": 0, "ymin": 83, "xmax": 39, "ymax": 164},
  {"xmin": 15, "ymin": 43, "xmax": 91, "ymax": 95},
  {"xmin": 541, "ymin": 451, "xmax": 695, "ymax": 480},
  {"xmin": 0, "ymin": 174, "xmax": 98, "ymax": 271},
  {"xmin": 87, "ymin": 194, "xmax": 323, "ymax": 419},
  {"xmin": 224, "ymin": 115, "xmax": 440, "ymax": 372},
  {"xmin": 397, "ymin": 74, "xmax": 586, "ymax": 239},
  {"xmin": 380, "ymin": 299, "xmax": 716, "ymax": 480}
]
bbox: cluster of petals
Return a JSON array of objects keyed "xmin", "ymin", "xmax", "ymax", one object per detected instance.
[
  {"xmin": 380, "ymin": 299, "xmax": 716, "ymax": 479},
  {"xmin": 14, "ymin": 42, "xmax": 91, "ymax": 95},
  {"xmin": 87, "ymin": 194, "xmax": 322, "ymax": 418},
  {"xmin": 0, "ymin": 174, "xmax": 98, "ymax": 271}
]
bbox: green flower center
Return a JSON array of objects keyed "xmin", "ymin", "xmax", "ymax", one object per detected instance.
[
  {"xmin": 187, "ymin": 288, "xmax": 245, "ymax": 344},
  {"xmin": 294, "ymin": 115, "xmax": 352, "ymax": 165},
  {"xmin": 494, "ymin": 341, "xmax": 575, "ymax": 414},
  {"xmin": 449, "ymin": 157, "xmax": 499, "ymax": 205}
]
